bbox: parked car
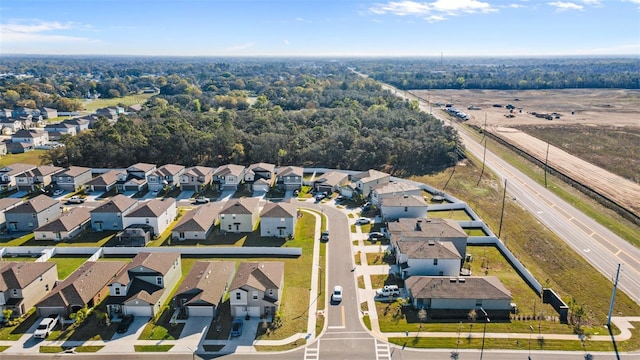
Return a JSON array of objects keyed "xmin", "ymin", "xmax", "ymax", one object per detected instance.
[
  {"xmin": 320, "ymin": 230, "xmax": 329, "ymax": 242},
  {"xmin": 33, "ymin": 314, "xmax": 60, "ymax": 339},
  {"xmin": 315, "ymin": 192, "xmax": 326, "ymax": 201},
  {"xmin": 376, "ymin": 285, "xmax": 400, "ymax": 297},
  {"xmin": 355, "ymin": 217, "xmax": 371, "ymax": 225},
  {"xmin": 194, "ymin": 197, "xmax": 210, "ymax": 204},
  {"xmin": 117, "ymin": 315, "xmax": 134, "ymax": 333},
  {"xmin": 53, "ymin": 189, "xmax": 64, "ymax": 196},
  {"xmin": 368, "ymin": 232, "xmax": 386, "ymax": 241},
  {"xmin": 66, "ymin": 196, "xmax": 85, "ymax": 204},
  {"xmin": 230, "ymin": 318, "xmax": 243, "ymax": 337},
  {"xmin": 335, "ymin": 195, "xmax": 346, "ymax": 202},
  {"xmin": 332, "ymin": 285, "xmax": 343, "ymax": 303}
]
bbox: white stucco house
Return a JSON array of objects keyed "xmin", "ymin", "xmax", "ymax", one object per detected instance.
[{"xmin": 259, "ymin": 201, "xmax": 297, "ymax": 238}]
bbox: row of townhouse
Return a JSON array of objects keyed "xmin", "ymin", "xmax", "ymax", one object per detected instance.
[{"xmin": 1, "ymin": 251, "xmax": 284, "ymax": 322}]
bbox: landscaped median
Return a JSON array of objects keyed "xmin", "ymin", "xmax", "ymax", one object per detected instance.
[
  {"xmin": 39, "ymin": 345, "xmax": 103, "ymax": 353},
  {"xmin": 134, "ymin": 344, "xmax": 174, "ymax": 352}
]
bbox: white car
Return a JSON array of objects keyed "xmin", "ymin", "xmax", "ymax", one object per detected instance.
[
  {"xmin": 332, "ymin": 285, "xmax": 343, "ymax": 302},
  {"xmin": 53, "ymin": 189, "xmax": 64, "ymax": 196},
  {"xmin": 194, "ymin": 197, "xmax": 210, "ymax": 204},
  {"xmin": 355, "ymin": 217, "xmax": 371, "ymax": 225}
]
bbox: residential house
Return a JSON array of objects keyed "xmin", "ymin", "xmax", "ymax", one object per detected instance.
[
  {"xmin": 0, "ymin": 198, "xmax": 22, "ymax": 230},
  {"xmin": 351, "ymin": 169, "xmax": 390, "ymax": 198},
  {"xmin": 338, "ymin": 183, "xmax": 358, "ymax": 199},
  {"xmin": 90, "ymin": 194, "xmax": 138, "ymax": 231},
  {"xmin": 171, "ymin": 203, "xmax": 222, "ymax": 241},
  {"xmin": 0, "ymin": 109, "xmax": 12, "ymax": 119},
  {"xmin": 395, "ymin": 240, "xmax": 462, "ymax": 278},
  {"xmin": 4, "ymin": 141, "xmax": 34, "ymax": 154},
  {"xmin": 12, "ymin": 107, "xmax": 41, "ymax": 118},
  {"xmin": 405, "ymin": 276, "xmax": 513, "ymax": 319},
  {"xmin": 43, "ymin": 123, "xmax": 76, "ymax": 140},
  {"xmin": 213, "ymin": 164, "xmax": 245, "ymax": 190},
  {"xmin": 388, "ymin": 218, "xmax": 468, "ymax": 261},
  {"xmin": 33, "ymin": 207, "xmax": 91, "ymax": 241},
  {"xmin": 40, "ymin": 107, "xmax": 58, "ymax": 119},
  {"xmin": 126, "ymin": 104, "xmax": 142, "ymax": 112},
  {"xmin": 15, "ymin": 116, "xmax": 34, "ymax": 130},
  {"xmin": 174, "ymin": 261, "xmax": 235, "ymax": 317},
  {"xmin": 36, "ymin": 261, "xmax": 128, "ymax": 317},
  {"xmin": 313, "ymin": 171, "xmax": 349, "ymax": 194},
  {"xmin": 371, "ymin": 181, "xmax": 422, "ymax": 206},
  {"xmin": 123, "ymin": 198, "xmax": 177, "ymax": 237},
  {"xmin": 0, "ymin": 163, "xmax": 36, "ymax": 191},
  {"xmin": 380, "ymin": 195, "xmax": 428, "ymax": 221},
  {"xmin": 275, "ymin": 166, "xmax": 304, "ymax": 191},
  {"xmin": 106, "ymin": 252, "xmax": 182, "ymax": 317},
  {"xmin": 52, "ymin": 166, "xmax": 92, "ymax": 192},
  {"xmin": 11, "ymin": 129, "xmax": 49, "ymax": 148},
  {"xmin": 245, "ymin": 163, "xmax": 276, "ymax": 184},
  {"xmin": 117, "ymin": 163, "xmax": 156, "ymax": 192},
  {"xmin": 15, "ymin": 165, "xmax": 63, "ymax": 191},
  {"xmin": 229, "ymin": 262, "xmax": 284, "ymax": 318},
  {"xmin": 95, "ymin": 108, "xmax": 118, "ymax": 122},
  {"xmin": 86, "ymin": 170, "xmax": 119, "ymax": 193},
  {"xmin": 114, "ymin": 224, "xmax": 154, "ymax": 247},
  {"xmin": 219, "ymin": 197, "xmax": 261, "ymax": 233},
  {"xmin": 0, "ymin": 262, "xmax": 58, "ymax": 318},
  {"xmin": 180, "ymin": 166, "xmax": 214, "ymax": 192},
  {"xmin": 0, "ymin": 119, "xmax": 23, "ymax": 134},
  {"xmin": 259, "ymin": 201, "xmax": 298, "ymax": 238},
  {"xmin": 147, "ymin": 164, "xmax": 185, "ymax": 191},
  {"xmin": 61, "ymin": 118, "xmax": 90, "ymax": 133},
  {"xmin": 5, "ymin": 195, "xmax": 62, "ymax": 232}
]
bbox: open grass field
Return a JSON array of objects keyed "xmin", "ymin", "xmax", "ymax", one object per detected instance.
[
  {"xmin": 47, "ymin": 255, "xmax": 90, "ymax": 280},
  {"xmin": 410, "ymin": 156, "xmax": 640, "ymax": 327},
  {"xmin": 0, "ymin": 150, "xmax": 47, "ymax": 167},
  {"xmin": 82, "ymin": 93, "xmax": 154, "ymax": 113}
]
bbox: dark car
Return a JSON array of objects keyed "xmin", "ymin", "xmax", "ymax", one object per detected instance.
[
  {"xmin": 117, "ymin": 315, "xmax": 134, "ymax": 333},
  {"xmin": 368, "ymin": 232, "xmax": 386, "ymax": 241},
  {"xmin": 320, "ymin": 230, "xmax": 329, "ymax": 242},
  {"xmin": 230, "ymin": 318, "xmax": 243, "ymax": 337}
]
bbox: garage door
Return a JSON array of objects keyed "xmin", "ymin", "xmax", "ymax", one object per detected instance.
[
  {"xmin": 124, "ymin": 306, "xmax": 153, "ymax": 317},
  {"xmin": 248, "ymin": 307, "xmax": 260, "ymax": 317},
  {"xmin": 187, "ymin": 306, "xmax": 214, "ymax": 317},
  {"xmin": 234, "ymin": 306, "xmax": 248, "ymax": 317}
]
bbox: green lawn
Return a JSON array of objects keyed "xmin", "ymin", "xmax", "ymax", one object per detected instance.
[
  {"xmin": 0, "ymin": 309, "xmax": 38, "ymax": 341},
  {"xmin": 428, "ymin": 209, "xmax": 473, "ymax": 221},
  {"xmin": 82, "ymin": 93, "xmax": 154, "ymax": 113},
  {"xmin": 134, "ymin": 345, "xmax": 174, "ymax": 352},
  {"xmin": 47, "ymin": 256, "xmax": 89, "ymax": 280},
  {"xmin": 40, "ymin": 345, "xmax": 103, "ymax": 353},
  {"xmin": 0, "ymin": 150, "xmax": 47, "ymax": 167}
]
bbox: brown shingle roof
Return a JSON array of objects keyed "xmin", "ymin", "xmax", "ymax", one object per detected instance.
[
  {"xmin": 405, "ymin": 276, "xmax": 512, "ymax": 300},
  {"xmin": 230, "ymin": 262, "xmax": 284, "ymax": 292},
  {"xmin": 34, "ymin": 207, "xmax": 91, "ymax": 232},
  {"xmin": 126, "ymin": 199, "xmax": 175, "ymax": 218},
  {"xmin": 55, "ymin": 166, "xmax": 91, "ymax": 178},
  {"xmin": 0, "ymin": 262, "xmax": 57, "ymax": 290},
  {"xmin": 397, "ymin": 240, "xmax": 461, "ymax": 259},
  {"xmin": 0, "ymin": 198, "xmax": 22, "ymax": 212},
  {"xmin": 90, "ymin": 194, "xmax": 138, "ymax": 214},
  {"xmin": 220, "ymin": 197, "xmax": 260, "ymax": 215},
  {"xmin": 172, "ymin": 203, "xmax": 221, "ymax": 232},
  {"xmin": 86, "ymin": 170, "xmax": 120, "ymax": 187},
  {"xmin": 260, "ymin": 201, "xmax": 297, "ymax": 218},
  {"xmin": 37, "ymin": 261, "xmax": 127, "ymax": 308},
  {"xmin": 213, "ymin": 164, "xmax": 245, "ymax": 177},
  {"xmin": 176, "ymin": 261, "xmax": 235, "ymax": 306},
  {"xmin": 381, "ymin": 195, "xmax": 427, "ymax": 207},
  {"xmin": 388, "ymin": 218, "xmax": 467, "ymax": 239},
  {"xmin": 127, "ymin": 162, "xmax": 156, "ymax": 173},
  {"xmin": 183, "ymin": 166, "xmax": 214, "ymax": 177},
  {"xmin": 276, "ymin": 166, "xmax": 303, "ymax": 177},
  {"xmin": 352, "ymin": 169, "xmax": 389, "ymax": 182},
  {"xmin": 6, "ymin": 194, "xmax": 58, "ymax": 214},
  {"xmin": 0, "ymin": 163, "xmax": 36, "ymax": 176},
  {"xmin": 155, "ymin": 164, "xmax": 185, "ymax": 177},
  {"xmin": 121, "ymin": 252, "xmax": 180, "ymax": 279}
]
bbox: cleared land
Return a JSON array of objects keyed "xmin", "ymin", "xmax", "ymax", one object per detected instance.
[{"xmin": 415, "ymin": 89, "xmax": 640, "ymax": 220}]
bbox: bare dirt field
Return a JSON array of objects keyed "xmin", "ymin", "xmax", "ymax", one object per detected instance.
[{"xmin": 412, "ymin": 89, "xmax": 640, "ymax": 219}]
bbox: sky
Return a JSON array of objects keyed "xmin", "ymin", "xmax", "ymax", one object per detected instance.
[{"xmin": 1, "ymin": 0, "xmax": 639, "ymax": 57}]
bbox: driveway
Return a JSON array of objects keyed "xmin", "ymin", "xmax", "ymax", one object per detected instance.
[
  {"xmin": 102, "ymin": 316, "xmax": 151, "ymax": 353},
  {"xmin": 170, "ymin": 316, "xmax": 212, "ymax": 353},
  {"xmin": 176, "ymin": 190, "xmax": 194, "ymax": 201},
  {"xmin": 223, "ymin": 317, "xmax": 260, "ymax": 353},
  {"xmin": 217, "ymin": 189, "xmax": 236, "ymax": 201},
  {"xmin": 8, "ymin": 191, "xmax": 27, "ymax": 198}
]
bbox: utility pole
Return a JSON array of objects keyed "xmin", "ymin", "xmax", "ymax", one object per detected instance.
[
  {"xmin": 607, "ymin": 264, "xmax": 622, "ymax": 328},
  {"xmin": 479, "ymin": 308, "xmax": 490, "ymax": 360},
  {"xmin": 477, "ymin": 135, "xmax": 487, "ymax": 186},
  {"xmin": 498, "ymin": 179, "xmax": 507, "ymax": 238},
  {"xmin": 544, "ymin": 141, "xmax": 550, "ymax": 188}
]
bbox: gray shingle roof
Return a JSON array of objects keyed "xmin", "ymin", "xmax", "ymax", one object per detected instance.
[
  {"xmin": 381, "ymin": 195, "xmax": 427, "ymax": 207},
  {"xmin": 90, "ymin": 194, "xmax": 138, "ymax": 214},
  {"xmin": 172, "ymin": 203, "xmax": 222, "ymax": 232},
  {"xmin": 176, "ymin": 261, "xmax": 235, "ymax": 306},
  {"xmin": 229, "ymin": 262, "xmax": 284, "ymax": 292},
  {"xmin": 126, "ymin": 199, "xmax": 175, "ymax": 218},
  {"xmin": 35, "ymin": 207, "xmax": 91, "ymax": 232},
  {"xmin": 260, "ymin": 201, "xmax": 297, "ymax": 218},
  {"xmin": 6, "ymin": 194, "xmax": 58, "ymax": 214},
  {"xmin": 397, "ymin": 240, "xmax": 461, "ymax": 259},
  {"xmin": 405, "ymin": 276, "xmax": 512, "ymax": 300},
  {"xmin": 220, "ymin": 197, "xmax": 260, "ymax": 215},
  {"xmin": 0, "ymin": 262, "xmax": 57, "ymax": 290}
]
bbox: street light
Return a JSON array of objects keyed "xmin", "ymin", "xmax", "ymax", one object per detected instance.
[
  {"xmin": 529, "ymin": 324, "xmax": 534, "ymax": 360},
  {"xmin": 479, "ymin": 308, "xmax": 490, "ymax": 360}
]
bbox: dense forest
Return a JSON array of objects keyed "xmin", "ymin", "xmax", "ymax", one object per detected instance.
[
  {"xmin": 351, "ymin": 57, "xmax": 640, "ymax": 90},
  {"xmin": 4, "ymin": 58, "xmax": 461, "ymax": 175}
]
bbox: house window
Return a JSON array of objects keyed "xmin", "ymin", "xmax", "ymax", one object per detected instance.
[
  {"xmin": 252, "ymin": 291, "xmax": 258, "ymax": 300},
  {"xmin": 236, "ymin": 292, "xmax": 241, "ymax": 300},
  {"xmin": 115, "ymin": 288, "xmax": 121, "ymax": 295},
  {"xmin": 12, "ymin": 289, "xmax": 18, "ymax": 296},
  {"xmin": 45, "ymin": 284, "xmax": 49, "ymax": 291},
  {"xmin": 228, "ymin": 224, "xmax": 232, "ymax": 230},
  {"xmin": 146, "ymin": 218, "xmax": 150, "ymax": 224},
  {"xmin": 156, "ymin": 277, "xmax": 163, "ymax": 286},
  {"xmin": 433, "ymin": 259, "xmax": 438, "ymax": 265},
  {"xmin": 404, "ymin": 207, "xmax": 408, "ymax": 212},
  {"xmin": 476, "ymin": 300, "xmax": 483, "ymax": 307},
  {"xmin": 179, "ymin": 232, "xmax": 185, "ymax": 238},
  {"xmin": 32, "ymin": 213, "xmax": 36, "ymax": 218}
]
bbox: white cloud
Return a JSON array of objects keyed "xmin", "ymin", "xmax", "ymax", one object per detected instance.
[
  {"xmin": 227, "ymin": 42, "xmax": 255, "ymax": 51},
  {"xmin": 369, "ymin": 0, "xmax": 495, "ymax": 20},
  {"xmin": 284, "ymin": 39, "xmax": 289, "ymax": 45},
  {"xmin": 0, "ymin": 20, "xmax": 96, "ymax": 43},
  {"xmin": 547, "ymin": 2, "xmax": 584, "ymax": 11}
]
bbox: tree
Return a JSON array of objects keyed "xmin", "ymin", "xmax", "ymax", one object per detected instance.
[
  {"xmin": 70, "ymin": 306, "xmax": 89, "ymax": 327},
  {"xmin": 417, "ymin": 308, "xmax": 427, "ymax": 331},
  {"xmin": 2, "ymin": 309, "xmax": 13, "ymax": 322}
]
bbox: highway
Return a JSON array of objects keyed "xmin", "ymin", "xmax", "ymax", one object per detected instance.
[{"xmin": 421, "ymin": 101, "xmax": 640, "ymax": 307}]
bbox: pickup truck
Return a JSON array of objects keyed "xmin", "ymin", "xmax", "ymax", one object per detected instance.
[
  {"xmin": 66, "ymin": 196, "xmax": 85, "ymax": 204},
  {"xmin": 33, "ymin": 314, "xmax": 60, "ymax": 339}
]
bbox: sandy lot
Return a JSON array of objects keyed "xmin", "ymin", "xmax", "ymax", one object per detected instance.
[{"xmin": 412, "ymin": 89, "xmax": 640, "ymax": 219}]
